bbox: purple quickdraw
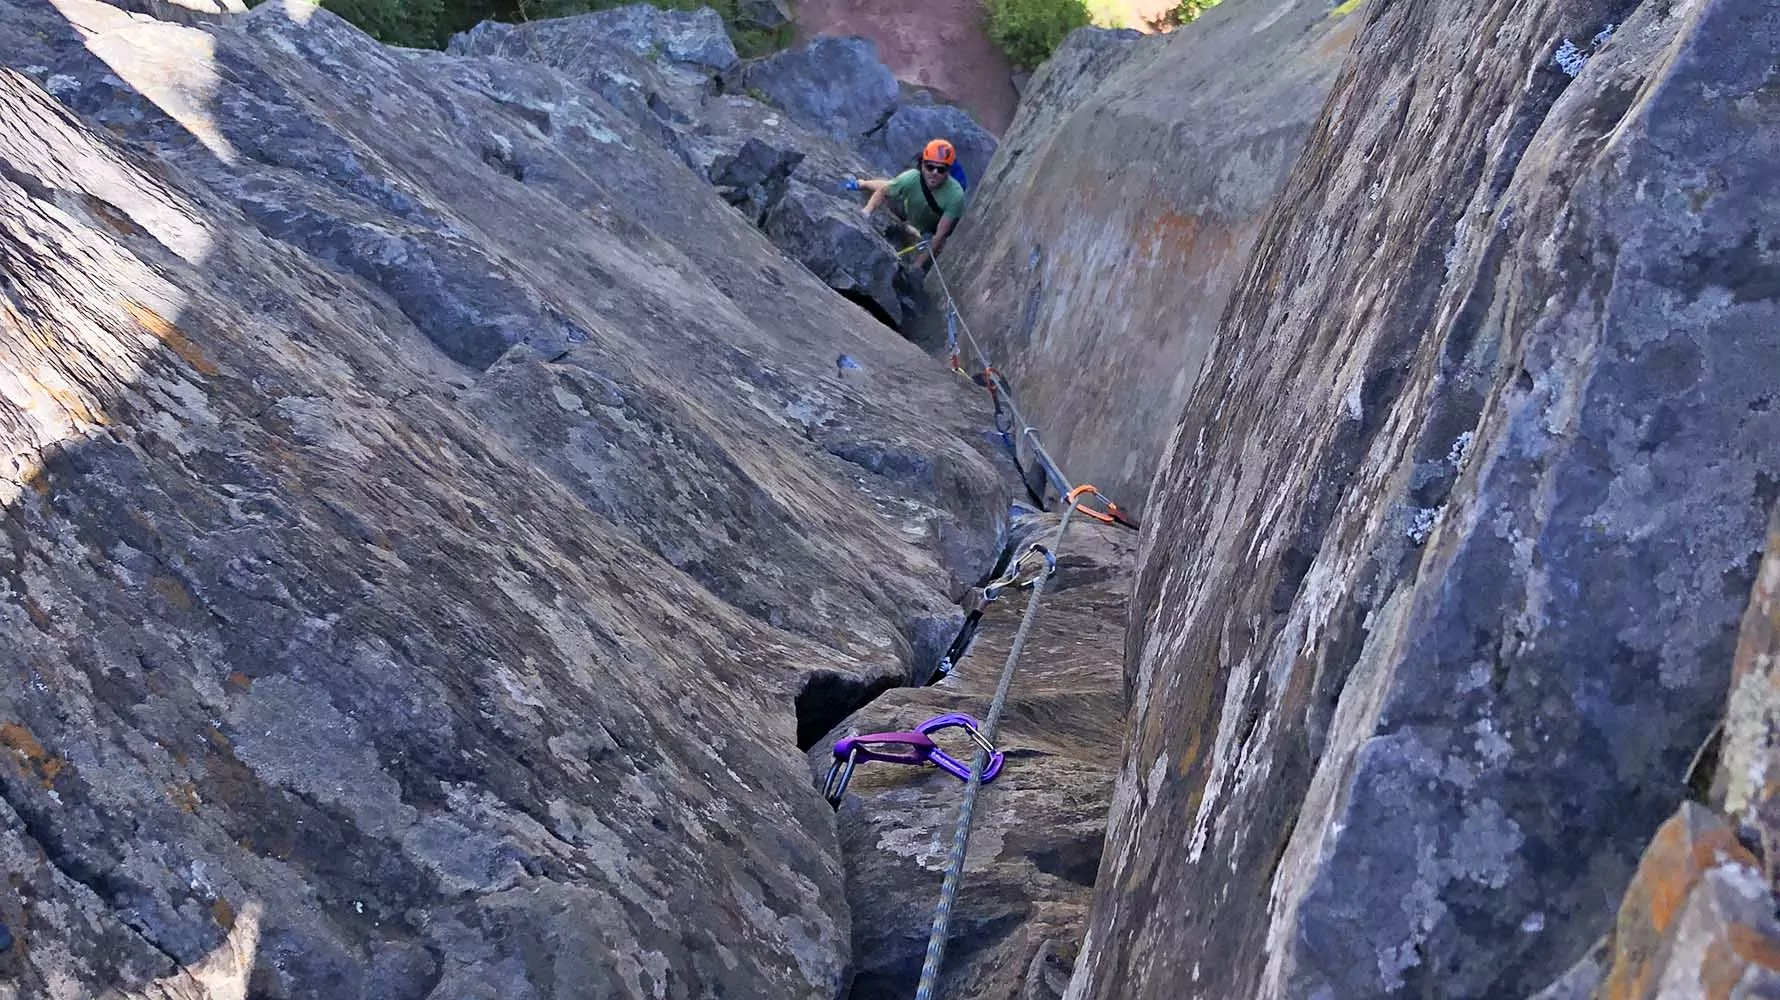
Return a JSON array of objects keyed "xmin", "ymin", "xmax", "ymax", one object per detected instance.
[
  {"xmin": 822, "ymin": 714, "xmax": 1004, "ymax": 809},
  {"xmin": 917, "ymin": 713, "xmax": 1004, "ymax": 783},
  {"xmin": 823, "ymin": 731, "xmax": 936, "ymax": 808}
]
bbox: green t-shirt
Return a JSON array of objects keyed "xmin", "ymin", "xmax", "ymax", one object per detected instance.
[{"xmin": 886, "ymin": 168, "xmax": 965, "ymax": 234}]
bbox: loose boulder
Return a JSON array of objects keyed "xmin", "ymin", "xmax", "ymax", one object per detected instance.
[
  {"xmin": 868, "ymin": 97, "xmax": 997, "ymax": 190},
  {"xmin": 736, "ymin": 0, "xmax": 792, "ymax": 30}
]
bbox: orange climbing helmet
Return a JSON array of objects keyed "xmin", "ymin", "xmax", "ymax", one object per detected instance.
[{"xmin": 922, "ymin": 138, "xmax": 957, "ymax": 166}]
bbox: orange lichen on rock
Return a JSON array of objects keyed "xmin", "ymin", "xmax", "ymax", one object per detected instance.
[
  {"xmin": 1142, "ymin": 210, "xmax": 1202, "ymax": 262},
  {"xmin": 123, "ymin": 298, "xmax": 219, "ymax": 377},
  {"xmin": 0, "ymin": 722, "xmax": 68, "ymax": 789},
  {"xmin": 1598, "ymin": 803, "xmax": 1780, "ymax": 999}
]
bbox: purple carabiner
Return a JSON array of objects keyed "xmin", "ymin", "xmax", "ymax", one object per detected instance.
[
  {"xmin": 823, "ymin": 730, "xmax": 938, "ymax": 809},
  {"xmin": 831, "ymin": 731, "xmax": 937, "ymax": 766},
  {"xmin": 917, "ymin": 713, "xmax": 1004, "ymax": 783}
]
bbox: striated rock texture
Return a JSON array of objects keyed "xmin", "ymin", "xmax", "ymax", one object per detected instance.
[
  {"xmin": 0, "ymin": 0, "xmax": 1017, "ymax": 996},
  {"xmin": 1072, "ymin": 0, "xmax": 1780, "ymax": 998},
  {"xmin": 926, "ymin": 2, "xmax": 1361, "ymax": 514},
  {"xmin": 813, "ymin": 510, "xmax": 1133, "ymax": 1000}
]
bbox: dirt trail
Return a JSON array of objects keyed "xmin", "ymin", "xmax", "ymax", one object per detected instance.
[{"xmin": 792, "ymin": 0, "xmax": 1019, "ymax": 135}]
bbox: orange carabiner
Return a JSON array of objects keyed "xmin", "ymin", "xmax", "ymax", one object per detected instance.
[{"xmin": 1065, "ymin": 484, "xmax": 1141, "ymax": 530}]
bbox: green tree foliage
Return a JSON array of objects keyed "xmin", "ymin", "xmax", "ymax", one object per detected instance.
[
  {"xmin": 1167, "ymin": 0, "xmax": 1221, "ymax": 25},
  {"xmin": 318, "ymin": 0, "xmax": 449, "ymax": 48},
  {"xmin": 983, "ymin": 0, "xmax": 1089, "ymax": 70}
]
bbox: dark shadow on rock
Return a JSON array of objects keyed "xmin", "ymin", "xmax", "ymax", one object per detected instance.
[{"xmin": 794, "ymin": 670, "xmax": 901, "ymax": 752}]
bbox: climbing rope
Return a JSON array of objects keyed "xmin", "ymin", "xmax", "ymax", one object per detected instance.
[
  {"xmin": 928, "ymin": 258, "xmax": 1140, "ymax": 530},
  {"xmin": 907, "ymin": 256, "xmax": 1146, "ymax": 997},
  {"xmin": 913, "ymin": 490, "xmax": 1088, "ymax": 1000},
  {"xmin": 930, "ymin": 541, "xmax": 1057, "ymax": 680},
  {"xmin": 813, "ymin": 238, "xmax": 1139, "ymax": 997}
]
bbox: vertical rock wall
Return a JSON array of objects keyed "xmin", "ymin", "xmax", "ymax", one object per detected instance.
[
  {"xmin": 929, "ymin": 1, "xmax": 1361, "ymax": 513},
  {"xmin": 1073, "ymin": 0, "xmax": 1780, "ymax": 996}
]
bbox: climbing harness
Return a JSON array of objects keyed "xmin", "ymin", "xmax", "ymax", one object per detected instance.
[
  {"xmin": 843, "ymin": 177, "xmax": 940, "ymax": 260},
  {"xmin": 823, "ymin": 713, "xmax": 1006, "ymax": 809}
]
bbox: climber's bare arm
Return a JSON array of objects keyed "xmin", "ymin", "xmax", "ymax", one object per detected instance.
[
  {"xmin": 860, "ymin": 178, "xmax": 890, "ymax": 215},
  {"xmin": 930, "ymin": 215, "xmax": 958, "ymax": 255}
]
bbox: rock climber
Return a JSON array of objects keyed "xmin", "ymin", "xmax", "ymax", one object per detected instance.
[{"xmin": 856, "ymin": 138, "xmax": 966, "ymax": 271}]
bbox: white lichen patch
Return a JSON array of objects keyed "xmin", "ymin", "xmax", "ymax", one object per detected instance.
[
  {"xmin": 1449, "ymin": 799, "xmax": 1524, "ymax": 890},
  {"xmin": 1469, "ymin": 718, "xmax": 1512, "ymax": 764},
  {"xmin": 730, "ymin": 874, "xmax": 841, "ymax": 989},
  {"xmin": 1720, "ymin": 667, "xmax": 1779, "ymax": 816},
  {"xmin": 1407, "ymin": 506, "xmax": 1439, "ymax": 544},
  {"xmin": 227, "ymin": 675, "xmax": 418, "ymax": 840},
  {"xmin": 1455, "ymin": 662, "xmax": 1493, "ymax": 694},
  {"xmin": 1446, "ymin": 431, "xmax": 1474, "ymax": 466},
  {"xmin": 273, "ymin": 394, "xmax": 372, "ymax": 461},
  {"xmin": 1553, "ymin": 23, "xmax": 1616, "ymax": 78},
  {"xmin": 585, "ymin": 122, "xmax": 627, "ymax": 147},
  {"xmin": 552, "ymin": 383, "xmax": 590, "ymax": 415},
  {"xmin": 400, "ymin": 814, "xmax": 527, "ymax": 895},
  {"xmin": 1147, "ymin": 752, "xmax": 1169, "ymax": 812}
]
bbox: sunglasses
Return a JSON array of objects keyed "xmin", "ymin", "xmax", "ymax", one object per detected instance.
[{"xmin": 921, "ymin": 162, "xmax": 949, "ymax": 173}]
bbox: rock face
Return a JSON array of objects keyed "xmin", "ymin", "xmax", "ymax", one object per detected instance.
[
  {"xmin": 679, "ymin": 94, "xmax": 930, "ymax": 327},
  {"xmin": 448, "ymin": 12, "xmax": 996, "ymax": 332},
  {"xmin": 1714, "ymin": 504, "xmax": 1780, "ymax": 851},
  {"xmin": 722, "ymin": 34, "xmax": 997, "ymax": 185},
  {"xmin": 516, "ymin": 4, "xmax": 740, "ymax": 78},
  {"xmin": 867, "ymin": 98, "xmax": 997, "ymax": 193},
  {"xmin": 0, "ymin": 0, "xmax": 1020, "ymax": 995},
  {"xmin": 1587, "ymin": 803, "xmax": 1780, "ymax": 998},
  {"xmin": 924, "ymin": 3, "xmax": 1360, "ymax": 514},
  {"xmin": 731, "ymin": 35, "xmax": 902, "ymax": 143},
  {"xmin": 1069, "ymin": 0, "xmax": 1780, "ymax": 997},
  {"xmin": 787, "ymin": 0, "xmax": 1019, "ymax": 136},
  {"xmin": 1523, "ymin": 504, "xmax": 1780, "ymax": 1000},
  {"xmin": 445, "ymin": 9, "xmax": 727, "ymax": 130},
  {"xmin": 1546, "ymin": 504, "xmax": 1780, "ymax": 1000},
  {"xmin": 813, "ymin": 509, "xmax": 1134, "ymax": 1000}
]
